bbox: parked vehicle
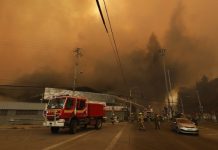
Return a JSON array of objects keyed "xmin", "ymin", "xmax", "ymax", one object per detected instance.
[
  {"xmin": 43, "ymin": 95, "xmax": 106, "ymax": 134},
  {"xmin": 171, "ymin": 118, "xmax": 199, "ymax": 135}
]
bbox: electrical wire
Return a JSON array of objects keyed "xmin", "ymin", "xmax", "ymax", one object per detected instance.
[
  {"xmin": 96, "ymin": 0, "xmax": 108, "ymax": 33},
  {"xmin": 96, "ymin": 0, "xmax": 128, "ymax": 87}
]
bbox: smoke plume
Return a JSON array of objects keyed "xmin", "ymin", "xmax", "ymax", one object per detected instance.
[{"xmin": 1, "ymin": 0, "xmax": 218, "ymax": 103}]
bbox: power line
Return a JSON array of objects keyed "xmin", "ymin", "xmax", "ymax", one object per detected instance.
[
  {"xmin": 102, "ymin": 0, "xmax": 122, "ymax": 73},
  {"xmin": 96, "ymin": 0, "xmax": 108, "ymax": 33},
  {"xmin": 95, "ymin": 0, "xmax": 120, "ymax": 74},
  {"xmin": 96, "ymin": 0, "xmax": 119, "ymax": 65},
  {"xmin": 96, "ymin": 0, "xmax": 128, "ymax": 87}
]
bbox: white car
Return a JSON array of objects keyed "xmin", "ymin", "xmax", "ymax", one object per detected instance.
[{"xmin": 171, "ymin": 118, "xmax": 199, "ymax": 135}]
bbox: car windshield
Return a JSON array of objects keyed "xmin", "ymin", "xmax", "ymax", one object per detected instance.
[
  {"xmin": 47, "ymin": 98, "xmax": 65, "ymax": 109},
  {"xmin": 177, "ymin": 118, "xmax": 193, "ymax": 124}
]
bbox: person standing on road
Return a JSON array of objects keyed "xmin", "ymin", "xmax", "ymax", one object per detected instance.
[
  {"xmin": 154, "ymin": 114, "xmax": 161, "ymax": 130},
  {"xmin": 111, "ymin": 113, "xmax": 116, "ymax": 125},
  {"xmin": 138, "ymin": 112, "xmax": 145, "ymax": 130}
]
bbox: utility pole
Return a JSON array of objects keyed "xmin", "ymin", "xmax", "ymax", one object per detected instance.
[
  {"xmin": 73, "ymin": 48, "xmax": 82, "ymax": 93},
  {"xmin": 196, "ymin": 90, "xmax": 203, "ymax": 116},
  {"xmin": 167, "ymin": 69, "xmax": 174, "ymax": 114},
  {"xmin": 167, "ymin": 70, "xmax": 173, "ymax": 100},
  {"xmin": 129, "ymin": 89, "xmax": 132, "ymax": 115},
  {"xmin": 159, "ymin": 49, "xmax": 171, "ymax": 118},
  {"xmin": 180, "ymin": 97, "xmax": 184, "ymax": 114}
]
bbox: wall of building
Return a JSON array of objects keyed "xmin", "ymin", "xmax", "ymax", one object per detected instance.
[
  {"xmin": 0, "ymin": 109, "xmax": 44, "ymax": 125},
  {"xmin": 0, "ymin": 88, "xmax": 130, "ymax": 125}
]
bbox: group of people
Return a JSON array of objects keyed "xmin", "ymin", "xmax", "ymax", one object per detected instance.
[
  {"xmin": 111, "ymin": 112, "xmax": 162, "ymax": 130},
  {"xmin": 136, "ymin": 112, "xmax": 161, "ymax": 130}
]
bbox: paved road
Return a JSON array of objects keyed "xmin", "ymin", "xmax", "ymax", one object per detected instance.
[{"xmin": 0, "ymin": 122, "xmax": 217, "ymax": 150}]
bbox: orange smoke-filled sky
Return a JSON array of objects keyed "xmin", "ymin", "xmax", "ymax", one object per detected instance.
[{"xmin": 0, "ymin": 0, "xmax": 218, "ymax": 90}]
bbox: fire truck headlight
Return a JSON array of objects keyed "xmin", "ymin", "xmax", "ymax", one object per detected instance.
[{"xmin": 58, "ymin": 119, "xmax": 65, "ymax": 123}]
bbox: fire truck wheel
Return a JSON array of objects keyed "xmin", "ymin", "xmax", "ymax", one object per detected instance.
[
  {"xmin": 69, "ymin": 120, "xmax": 77, "ymax": 134},
  {"xmin": 95, "ymin": 119, "xmax": 102, "ymax": 129},
  {"xmin": 51, "ymin": 127, "xmax": 59, "ymax": 134}
]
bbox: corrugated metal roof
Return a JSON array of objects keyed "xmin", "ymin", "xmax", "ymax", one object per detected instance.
[
  {"xmin": 0, "ymin": 101, "xmax": 46, "ymax": 110},
  {"xmin": 44, "ymin": 88, "xmax": 116, "ymax": 103}
]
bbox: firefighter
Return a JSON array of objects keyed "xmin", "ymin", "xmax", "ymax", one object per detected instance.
[
  {"xmin": 154, "ymin": 113, "xmax": 161, "ymax": 130},
  {"xmin": 137, "ymin": 112, "xmax": 145, "ymax": 130},
  {"xmin": 111, "ymin": 113, "xmax": 116, "ymax": 125}
]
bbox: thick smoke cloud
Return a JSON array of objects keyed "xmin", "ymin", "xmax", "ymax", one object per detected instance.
[
  {"xmin": 164, "ymin": 1, "xmax": 218, "ymax": 86},
  {"xmin": 0, "ymin": 0, "xmax": 218, "ymax": 103}
]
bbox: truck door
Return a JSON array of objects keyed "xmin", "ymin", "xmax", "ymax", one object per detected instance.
[
  {"xmin": 76, "ymin": 99, "xmax": 88, "ymax": 118},
  {"xmin": 63, "ymin": 98, "xmax": 74, "ymax": 118}
]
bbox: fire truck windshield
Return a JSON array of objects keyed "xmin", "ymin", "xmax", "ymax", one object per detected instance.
[{"xmin": 47, "ymin": 98, "xmax": 65, "ymax": 109}]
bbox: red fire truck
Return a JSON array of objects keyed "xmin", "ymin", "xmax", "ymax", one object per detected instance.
[{"xmin": 43, "ymin": 95, "xmax": 106, "ymax": 134}]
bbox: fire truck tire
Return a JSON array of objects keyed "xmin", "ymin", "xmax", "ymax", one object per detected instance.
[
  {"xmin": 51, "ymin": 127, "xmax": 59, "ymax": 134},
  {"xmin": 95, "ymin": 119, "xmax": 102, "ymax": 129},
  {"xmin": 69, "ymin": 120, "xmax": 77, "ymax": 134}
]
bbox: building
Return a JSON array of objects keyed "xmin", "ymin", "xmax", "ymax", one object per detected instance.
[
  {"xmin": 105, "ymin": 106, "xmax": 128, "ymax": 121},
  {"xmin": 0, "ymin": 101, "xmax": 45, "ymax": 125},
  {"xmin": 0, "ymin": 88, "xmax": 139, "ymax": 125}
]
